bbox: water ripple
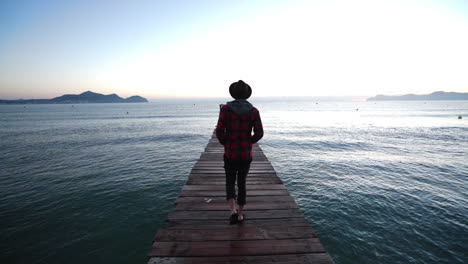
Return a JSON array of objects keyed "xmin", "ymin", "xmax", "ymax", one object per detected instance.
[{"xmin": 1, "ymin": 101, "xmax": 467, "ymax": 264}]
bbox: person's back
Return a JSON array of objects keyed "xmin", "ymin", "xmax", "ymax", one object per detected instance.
[
  {"xmin": 216, "ymin": 99, "xmax": 263, "ymax": 161},
  {"xmin": 216, "ymin": 80, "xmax": 263, "ymax": 224}
]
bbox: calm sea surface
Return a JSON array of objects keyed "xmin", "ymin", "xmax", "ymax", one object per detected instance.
[{"xmin": 1, "ymin": 99, "xmax": 467, "ymax": 264}]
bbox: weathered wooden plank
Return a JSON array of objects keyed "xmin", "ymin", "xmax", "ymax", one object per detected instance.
[
  {"xmin": 195, "ymin": 161, "xmax": 271, "ymax": 164},
  {"xmin": 193, "ymin": 164, "xmax": 273, "ymax": 168},
  {"xmin": 190, "ymin": 167, "xmax": 273, "ymax": 171},
  {"xmin": 199, "ymin": 156, "xmax": 269, "ymax": 161},
  {"xmin": 189, "ymin": 172, "xmax": 278, "ymax": 177},
  {"xmin": 165, "ymin": 218, "xmax": 312, "ymax": 230},
  {"xmin": 154, "ymin": 226, "xmax": 316, "ymax": 242},
  {"xmin": 193, "ymin": 166, "xmax": 271, "ymax": 169},
  {"xmin": 204, "ymin": 148, "xmax": 264, "ymax": 153},
  {"xmin": 167, "ymin": 209, "xmax": 304, "ymax": 220},
  {"xmin": 149, "ymin": 238, "xmax": 325, "ymax": 257},
  {"xmin": 193, "ymin": 162, "xmax": 268, "ymax": 166},
  {"xmin": 175, "ymin": 201, "xmax": 299, "ymax": 211},
  {"xmin": 186, "ymin": 176, "xmax": 283, "ymax": 182},
  {"xmin": 148, "ymin": 253, "xmax": 334, "ymax": 264},
  {"xmin": 186, "ymin": 179, "xmax": 283, "ymax": 185},
  {"xmin": 179, "ymin": 189, "xmax": 290, "ymax": 197},
  {"xmin": 175, "ymin": 196, "xmax": 295, "ymax": 204},
  {"xmin": 188, "ymin": 176, "xmax": 278, "ymax": 180},
  {"xmin": 191, "ymin": 167, "xmax": 275, "ymax": 171},
  {"xmin": 182, "ymin": 184, "xmax": 286, "ymax": 191},
  {"xmin": 191, "ymin": 168, "xmax": 275, "ymax": 172},
  {"xmin": 193, "ymin": 163, "xmax": 272, "ymax": 166},
  {"xmin": 190, "ymin": 170, "xmax": 277, "ymax": 174}
]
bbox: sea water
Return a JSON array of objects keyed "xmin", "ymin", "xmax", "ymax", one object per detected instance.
[{"xmin": 0, "ymin": 99, "xmax": 467, "ymax": 264}]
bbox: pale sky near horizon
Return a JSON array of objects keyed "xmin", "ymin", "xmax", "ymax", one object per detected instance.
[{"xmin": 1, "ymin": 0, "xmax": 467, "ymax": 100}]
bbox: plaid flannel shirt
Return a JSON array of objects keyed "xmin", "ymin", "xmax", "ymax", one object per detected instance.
[{"xmin": 216, "ymin": 104, "xmax": 263, "ymax": 161}]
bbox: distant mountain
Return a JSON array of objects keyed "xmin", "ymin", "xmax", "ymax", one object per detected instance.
[
  {"xmin": 124, "ymin": 95, "xmax": 148, "ymax": 103},
  {"xmin": 0, "ymin": 91, "xmax": 148, "ymax": 104},
  {"xmin": 367, "ymin": 91, "xmax": 468, "ymax": 101}
]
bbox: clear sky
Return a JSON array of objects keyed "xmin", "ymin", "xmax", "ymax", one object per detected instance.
[{"xmin": 1, "ymin": 0, "xmax": 467, "ymax": 99}]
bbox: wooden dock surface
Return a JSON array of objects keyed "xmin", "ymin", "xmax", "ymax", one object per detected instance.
[{"xmin": 148, "ymin": 134, "xmax": 334, "ymax": 264}]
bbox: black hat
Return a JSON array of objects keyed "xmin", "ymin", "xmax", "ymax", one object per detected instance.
[{"xmin": 229, "ymin": 80, "xmax": 252, "ymax": 99}]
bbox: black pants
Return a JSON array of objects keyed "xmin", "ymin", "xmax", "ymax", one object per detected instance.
[{"xmin": 224, "ymin": 157, "xmax": 251, "ymax": 206}]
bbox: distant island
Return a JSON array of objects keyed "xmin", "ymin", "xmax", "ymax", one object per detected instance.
[
  {"xmin": 0, "ymin": 91, "xmax": 148, "ymax": 104},
  {"xmin": 367, "ymin": 91, "xmax": 468, "ymax": 101}
]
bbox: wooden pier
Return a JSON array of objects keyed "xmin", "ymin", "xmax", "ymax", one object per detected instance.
[{"xmin": 148, "ymin": 134, "xmax": 334, "ymax": 264}]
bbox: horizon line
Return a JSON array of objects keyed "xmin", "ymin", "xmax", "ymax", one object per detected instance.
[{"xmin": 1, "ymin": 90, "xmax": 467, "ymax": 101}]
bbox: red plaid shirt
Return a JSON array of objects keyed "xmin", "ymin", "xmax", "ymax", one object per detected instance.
[{"xmin": 216, "ymin": 103, "xmax": 263, "ymax": 161}]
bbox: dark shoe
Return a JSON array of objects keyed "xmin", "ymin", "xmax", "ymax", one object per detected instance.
[
  {"xmin": 229, "ymin": 213, "xmax": 238, "ymax": 225},
  {"xmin": 237, "ymin": 214, "xmax": 245, "ymax": 224}
]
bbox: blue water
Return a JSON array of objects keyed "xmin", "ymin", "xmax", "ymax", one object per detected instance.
[{"xmin": 0, "ymin": 100, "xmax": 467, "ymax": 264}]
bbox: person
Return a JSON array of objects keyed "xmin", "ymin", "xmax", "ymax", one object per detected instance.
[{"xmin": 216, "ymin": 80, "xmax": 263, "ymax": 225}]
